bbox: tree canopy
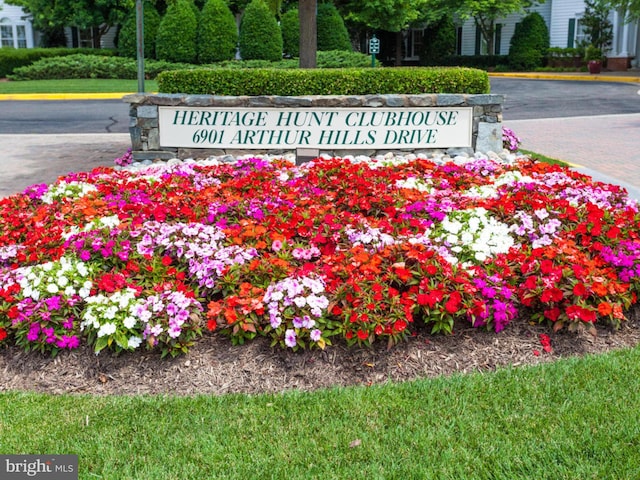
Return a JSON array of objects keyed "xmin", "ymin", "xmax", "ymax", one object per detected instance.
[
  {"xmin": 601, "ymin": 0, "xmax": 640, "ymax": 21},
  {"xmin": 452, "ymin": 0, "xmax": 545, "ymax": 56},
  {"xmin": 7, "ymin": 0, "xmax": 133, "ymax": 32}
]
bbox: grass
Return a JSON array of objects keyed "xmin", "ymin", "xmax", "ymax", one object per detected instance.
[
  {"xmin": 520, "ymin": 148, "xmax": 570, "ymax": 167},
  {"xmin": 2, "ymin": 346, "xmax": 640, "ymax": 479},
  {"xmin": 0, "ymin": 79, "xmax": 158, "ymax": 94}
]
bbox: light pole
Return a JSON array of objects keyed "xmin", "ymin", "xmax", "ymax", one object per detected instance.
[{"xmin": 135, "ymin": 0, "xmax": 145, "ymax": 93}]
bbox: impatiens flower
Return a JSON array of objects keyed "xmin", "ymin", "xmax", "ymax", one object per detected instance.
[{"xmin": 285, "ymin": 329, "xmax": 297, "ymax": 348}]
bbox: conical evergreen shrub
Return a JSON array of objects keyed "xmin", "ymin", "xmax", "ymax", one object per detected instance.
[
  {"xmin": 198, "ymin": 0, "xmax": 238, "ymax": 63},
  {"xmin": 281, "ymin": 8, "xmax": 299, "ymax": 57},
  {"xmin": 238, "ymin": 0, "xmax": 283, "ymax": 61},
  {"xmin": 317, "ymin": 2, "xmax": 351, "ymax": 52},
  {"xmin": 156, "ymin": 0, "xmax": 198, "ymax": 63},
  {"xmin": 117, "ymin": 1, "xmax": 161, "ymax": 59}
]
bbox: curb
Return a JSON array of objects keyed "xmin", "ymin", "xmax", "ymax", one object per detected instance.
[
  {"xmin": 0, "ymin": 92, "xmax": 133, "ymax": 101},
  {"xmin": 489, "ymin": 72, "xmax": 640, "ymax": 83}
]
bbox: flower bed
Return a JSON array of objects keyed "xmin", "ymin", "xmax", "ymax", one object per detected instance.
[{"xmin": 1, "ymin": 154, "xmax": 639, "ymax": 358}]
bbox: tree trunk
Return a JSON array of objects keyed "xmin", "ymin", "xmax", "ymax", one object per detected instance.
[
  {"xmin": 299, "ymin": 0, "xmax": 317, "ymax": 68},
  {"xmin": 395, "ymin": 31, "xmax": 403, "ymax": 66}
]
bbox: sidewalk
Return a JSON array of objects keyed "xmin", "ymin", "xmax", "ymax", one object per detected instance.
[{"xmin": 1, "ymin": 70, "xmax": 639, "ymax": 201}]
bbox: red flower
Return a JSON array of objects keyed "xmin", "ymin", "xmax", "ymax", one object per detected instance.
[
  {"xmin": 572, "ymin": 283, "xmax": 587, "ymax": 297},
  {"xmin": 357, "ymin": 330, "xmax": 369, "ymax": 340},
  {"xmin": 539, "ymin": 334, "xmax": 552, "ymax": 353},
  {"xmin": 393, "ymin": 319, "xmax": 407, "ymax": 332},
  {"xmin": 161, "ymin": 255, "xmax": 173, "ymax": 266},
  {"xmin": 0, "ymin": 328, "xmax": 7, "ymax": 342}
]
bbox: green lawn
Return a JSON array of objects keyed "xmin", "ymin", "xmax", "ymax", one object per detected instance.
[
  {"xmin": 2, "ymin": 346, "xmax": 640, "ymax": 479},
  {"xmin": 0, "ymin": 79, "xmax": 158, "ymax": 94}
]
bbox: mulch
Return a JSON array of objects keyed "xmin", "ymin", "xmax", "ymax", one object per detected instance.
[{"xmin": 2, "ymin": 307, "xmax": 639, "ymax": 396}]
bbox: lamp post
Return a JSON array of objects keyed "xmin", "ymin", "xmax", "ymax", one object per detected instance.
[{"xmin": 135, "ymin": 0, "xmax": 145, "ymax": 93}]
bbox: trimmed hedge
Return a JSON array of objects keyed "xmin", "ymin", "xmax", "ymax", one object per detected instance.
[
  {"xmin": 0, "ymin": 48, "xmax": 115, "ymax": 78},
  {"xmin": 317, "ymin": 3, "xmax": 351, "ymax": 52},
  {"xmin": 281, "ymin": 8, "xmax": 300, "ymax": 57},
  {"xmin": 437, "ymin": 55, "xmax": 509, "ymax": 69},
  {"xmin": 157, "ymin": 67, "xmax": 490, "ymax": 95},
  {"xmin": 8, "ymin": 54, "xmax": 194, "ymax": 80}
]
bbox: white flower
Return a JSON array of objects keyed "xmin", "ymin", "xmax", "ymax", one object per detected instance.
[
  {"xmin": 46, "ymin": 283, "xmax": 59, "ymax": 294},
  {"xmin": 123, "ymin": 317, "xmax": 137, "ymax": 329},
  {"xmin": 128, "ymin": 336, "xmax": 142, "ymax": 349},
  {"xmin": 97, "ymin": 322, "xmax": 117, "ymax": 337}
]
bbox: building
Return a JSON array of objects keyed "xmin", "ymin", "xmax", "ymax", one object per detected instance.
[
  {"xmin": 0, "ymin": 1, "xmax": 36, "ymax": 48},
  {"xmin": 455, "ymin": 0, "xmax": 639, "ymax": 70},
  {"xmin": 0, "ymin": 0, "xmax": 116, "ymax": 50}
]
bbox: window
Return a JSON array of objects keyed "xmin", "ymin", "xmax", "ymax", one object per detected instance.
[
  {"xmin": 1, "ymin": 25, "xmax": 13, "ymax": 48},
  {"xmin": 456, "ymin": 27, "xmax": 463, "ymax": 55},
  {"xmin": 16, "ymin": 26, "xmax": 27, "ymax": 48},
  {"xmin": 567, "ymin": 18, "xmax": 587, "ymax": 48},
  {"xmin": 475, "ymin": 24, "xmax": 502, "ymax": 55}
]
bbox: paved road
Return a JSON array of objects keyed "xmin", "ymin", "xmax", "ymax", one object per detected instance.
[
  {"xmin": 491, "ymin": 78, "xmax": 640, "ymax": 120},
  {"xmin": 1, "ymin": 79, "xmax": 639, "ymax": 134}
]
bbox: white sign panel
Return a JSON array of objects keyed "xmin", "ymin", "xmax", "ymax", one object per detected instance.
[{"xmin": 158, "ymin": 106, "xmax": 472, "ymax": 150}]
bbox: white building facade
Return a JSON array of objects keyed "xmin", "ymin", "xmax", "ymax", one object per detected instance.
[
  {"xmin": 457, "ymin": 0, "xmax": 639, "ymax": 70},
  {"xmin": 0, "ymin": 1, "xmax": 36, "ymax": 48}
]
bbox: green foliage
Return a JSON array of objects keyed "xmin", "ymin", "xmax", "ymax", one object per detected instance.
[
  {"xmin": 338, "ymin": 0, "xmax": 438, "ymax": 32},
  {"xmin": 157, "ymin": 67, "xmax": 490, "ymax": 95},
  {"xmin": 0, "ymin": 48, "xmax": 115, "ymax": 78},
  {"xmin": 197, "ymin": 0, "xmax": 238, "ymax": 63},
  {"xmin": 601, "ymin": 0, "xmax": 640, "ymax": 21},
  {"xmin": 156, "ymin": 0, "xmax": 198, "ymax": 63},
  {"xmin": 580, "ymin": 0, "xmax": 614, "ymax": 53},
  {"xmin": 207, "ymin": 50, "xmax": 377, "ymax": 69},
  {"xmin": 317, "ymin": 2, "xmax": 351, "ymax": 52},
  {"xmin": 117, "ymin": 1, "xmax": 161, "ymax": 59},
  {"xmin": 437, "ymin": 54, "xmax": 510, "ymax": 69},
  {"xmin": 420, "ymin": 15, "xmax": 456, "ymax": 66},
  {"xmin": 238, "ymin": 0, "xmax": 283, "ymax": 61},
  {"xmin": 281, "ymin": 8, "xmax": 300, "ymax": 57},
  {"xmin": 7, "ymin": 54, "xmax": 193, "ymax": 80},
  {"xmin": 316, "ymin": 50, "xmax": 378, "ymax": 68},
  {"xmin": 508, "ymin": 12, "xmax": 549, "ymax": 70}
]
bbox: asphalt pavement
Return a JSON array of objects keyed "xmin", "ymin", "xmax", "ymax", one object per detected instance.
[{"xmin": 1, "ymin": 70, "xmax": 639, "ymax": 200}]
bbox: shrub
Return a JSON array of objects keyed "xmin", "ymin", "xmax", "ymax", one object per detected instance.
[
  {"xmin": 157, "ymin": 66, "xmax": 490, "ymax": 95},
  {"xmin": 7, "ymin": 54, "xmax": 194, "ymax": 80},
  {"xmin": 117, "ymin": 1, "xmax": 162, "ymax": 59},
  {"xmin": 156, "ymin": 0, "xmax": 198, "ymax": 63},
  {"xmin": 316, "ymin": 3, "xmax": 351, "ymax": 52},
  {"xmin": 198, "ymin": 0, "xmax": 238, "ymax": 63},
  {"xmin": 0, "ymin": 48, "xmax": 115, "ymax": 78},
  {"xmin": 420, "ymin": 15, "xmax": 456, "ymax": 66},
  {"xmin": 316, "ymin": 50, "xmax": 379, "ymax": 68},
  {"xmin": 238, "ymin": 0, "xmax": 283, "ymax": 61},
  {"xmin": 508, "ymin": 12, "xmax": 549, "ymax": 71},
  {"xmin": 281, "ymin": 8, "xmax": 299, "ymax": 57},
  {"xmin": 438, "ymin": 55, "xmax": 509, "ymax": 69}
]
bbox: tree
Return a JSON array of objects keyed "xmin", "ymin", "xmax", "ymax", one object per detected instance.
[
  {"xmin": 7, "ymin": 0, "xmax": 133, "ymax": 47},
  {"xmin": 601, "ymin": 0, "xmax": 640, "ymax": 21},
  {"xmin": 581, "ymin": 0, "xmax": 613, "ymax": 53},
  {"xmin": 197, "ymin": 0, "xmax": 238, "ymax": 63},
  {"xmin": 453, "ymin": 0, "xmax": 545, "ymax": 56},
  {"xmin": 420, "ymin": 14, "xmax": 456, "ymax": 65},
  {"xmin": 117, "ymin": 1, "xmax": 161, "ymax": 59},
  {"xmin": 333, "ymin": 0, "xmax": 451, "ymax": 65},
  {"xmin": 156, "ymin": 0, "xmax": 198, "ymax": 63},
  {"xmin": 239, "ymin": 0, "xmax": 283, "ymax": 61},
  {"xmin": 299, "ymin": 0, "xmax": 316, "ymax": 68}
]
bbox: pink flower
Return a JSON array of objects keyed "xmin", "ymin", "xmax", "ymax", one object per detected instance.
[{"xmin": 272, "ymin": 240, "xmax": 283, "ymax": 252}]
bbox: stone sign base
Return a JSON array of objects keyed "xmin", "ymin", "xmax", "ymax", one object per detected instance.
[{"xmin": 123, "ymin": 93, "xmax": 504, "ymax": 161}]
